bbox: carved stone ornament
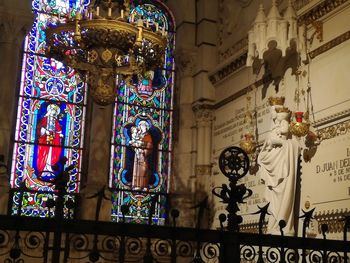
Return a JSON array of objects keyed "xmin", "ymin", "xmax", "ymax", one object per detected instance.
[
  {"xmin": 309, "ymin": 30, "xmax": 350, "ymax": 60},
  {"xmin": 174, "ymin": 47, "xmax": 197, "ymax": 77},
  {"xmin": 0, "ymin": 9, "xmax": 34, "ymax": 44},
  {"xmin": 246, "ymin": 0, "xmax": 303, "ymax": 65},
  {"xmin": 209, "ymin": 53, "xmax": 247, "ymax": 85},
  {"xmin": 217, "ymin": 0, "xmax": 348, "ymax": 69},
  {"xmin": 192, "ymin": 101, "xmax": 215, "ymax": 126},
  {"xmin": 297, "ymin": 0, "xmax": 350, "ymax": 26},
  {"xmin": 246, "ymin": 0, "xmax": 306, "ymax": 98},
  {"xmin": 240, "ymin": 220, "xmax": 268, "ymax": 234},
  {"xmin": 219, "ymin": 37, "xmax": 248, "ymax": 63},
  {"xmin": 317, "ymin": 119, "xmax": 350, "ymax": 141},
  {"xmin": 195, "ymin": 164, "xmax": 212, "ymax": 176},
  {"xmin": 314, "ymin": 208, "xmax": 350, "ymax": 234}
]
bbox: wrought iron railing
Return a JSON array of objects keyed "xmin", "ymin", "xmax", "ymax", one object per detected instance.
[
  {"xmin": 0, "ymin": 148, "xmax": 349, "ymax": 262},
  {"xmin": 0, "ymin": 214, "xmax": 349, "ymax": 262}
]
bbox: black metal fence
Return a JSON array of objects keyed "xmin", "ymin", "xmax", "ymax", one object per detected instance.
[
  {"xmin": 0, "ymin": 214, "xmax": 349, "ymax": 262},
  {"xmin": 1, "ymin": 147, "xmax": 349, "ymax": 262}
]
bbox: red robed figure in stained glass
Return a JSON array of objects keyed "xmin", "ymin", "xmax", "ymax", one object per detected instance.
[{"xmin": 36, "ymin": 104, "xmax": 64, "ymax": 178}]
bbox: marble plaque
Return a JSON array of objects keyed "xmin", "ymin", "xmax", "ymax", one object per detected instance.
[{"xmin": 301, "ymin": 133, "xmax": 350, "ymax": 214}]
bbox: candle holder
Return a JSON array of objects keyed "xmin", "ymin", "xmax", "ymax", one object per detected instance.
[
  {"xmin": 45, "ymin": 0, "xmax": 167, "ymax": 105},
  {"xmin": 290, "ymin": 111, "xmax": 310, "ymax": 137},
  {"xmin": 239, "ymin": 132, "xmax": 257, "ymax": 154}
]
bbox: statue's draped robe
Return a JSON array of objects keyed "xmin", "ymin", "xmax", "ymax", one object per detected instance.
[{"xmin": 258, "ymin": 137, "xmax": 300, "ymax": 235}]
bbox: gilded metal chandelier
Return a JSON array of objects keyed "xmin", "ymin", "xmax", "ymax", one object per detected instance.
[{"xmin": 45, "ymin": 0, "xmax": 167, "ymax": 105}]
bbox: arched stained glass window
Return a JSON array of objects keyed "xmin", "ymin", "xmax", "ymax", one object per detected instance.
[
  {"xmin": 109, "ymin": 1, "xmax": 175, "ymax": 224},
  {"xmin": 10, "ymin": 0, "xmax": 90, "ymax": 218}
]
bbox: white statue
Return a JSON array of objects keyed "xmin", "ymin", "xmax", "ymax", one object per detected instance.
[{"xmin": 257, "ymin": 98, "xmax": 300, "ymax": 236}]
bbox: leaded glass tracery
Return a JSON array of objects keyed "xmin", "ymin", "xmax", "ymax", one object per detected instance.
[
  {"xmin": 10, "ymin": 0, "xmax": 89, "ymax": 218},
  {"xmin": 110, "ymin": 1, "xmax": 175, "ymax": 224}
]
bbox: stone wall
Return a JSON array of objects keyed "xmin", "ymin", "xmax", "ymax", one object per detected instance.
[{"xmin": 210, "ymin": 0, "xmax": 350, "ymax": 239}]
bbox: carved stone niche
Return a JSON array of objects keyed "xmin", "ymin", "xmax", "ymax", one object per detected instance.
[{"xmin": 247, "ymin": 0, "xmax": 305, "ymax": 99}]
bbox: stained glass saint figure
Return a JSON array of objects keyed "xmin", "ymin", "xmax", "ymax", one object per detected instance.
[{"xmin": 35, "ymin": 104, "xmax": 64, "ymax": 181}]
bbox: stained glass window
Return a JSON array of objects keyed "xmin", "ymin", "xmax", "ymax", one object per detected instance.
[
  {"xmin": 110, "ymin": 1, "xmax": 175, "ymax": 224},
  {"xmin": 10, "ymin": 0, "xmax": 90, "ymax": 218}
]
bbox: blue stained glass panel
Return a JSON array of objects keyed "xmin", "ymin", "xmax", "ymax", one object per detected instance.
[
  {"xmin": 20, "ymin": 13, "xmax": 86, "ymax": 104},
  {"xmin": 110, "ymin": 105, "xmax": 172, "ymax": 191},
  {"xmin": 33, "ymin": 0, "xmax": 90, "ymax": 14},
  {"xmin": 10, "ymin": 0, "xmax": 88, "ymax": 218},
  {"xmin": 116, "ymin": 69, "xmax": 174, "ymax": 110},
  {"xmin": 111, "ymin": 192, "xmax": 168, "ymax": 224},
  {"xmin": 110, "ymin": 1, "xmax": 175, "ymax": 224}
]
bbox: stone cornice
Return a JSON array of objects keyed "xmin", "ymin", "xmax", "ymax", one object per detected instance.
[
  {"xmin": 192, "ymin": 99, "xmax": 215, "ymax": 112},
  {"xmin": 314, "ymin": 108, "xmax": 350, "ymax": 128},
  {"xmin": 317, "ymin": 118, "xmax": 350, "ymax": 141},
  {"xmin": 218, "ymin": 37, "xmax": 248, "ymax": 63},
  {"xmin": 297, "ymin": 0, "xmax": 350, "ymax": 26},
  {"xmin": 309, "ymin": 30, "xmax": 350, "ymax": 59},
  {"xmin": 208, "ymin": 52, "xmax": 247, "ymax": 86}
]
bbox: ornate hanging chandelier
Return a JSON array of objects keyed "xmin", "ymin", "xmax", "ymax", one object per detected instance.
[{"xmin": 45, "ymin": 0, "xmax": 167, "ymax": 105}]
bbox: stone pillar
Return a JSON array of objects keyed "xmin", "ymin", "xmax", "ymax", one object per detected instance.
[
  {"xmin": 171, "ymin": 47, "xmax": 197, "ymax": 227},
  {"xmin": 192, "ymin": 101, "xmax": 214, "ymax": 227},
  {"xmin": 165, "ymin": 0, "xmax": 198, "ymax": 228},
  {"xmin": 79, "ymin": 105, "xmax": 113, "ymax": 221},
  {"xmin": 168, "ymin": 0, "xmax": 217, "ymax": 227},
  {"xmin": 192, "ymin": 101, "xmax": 214, "ymax": 179},
  {"xmin": 191, "ymin": 0, "xmax": 217, "ymax": 228},
  {"xmin": 0, "ymin": 1, "xmax": 33, "ymax": 164},
  {"xmin": 193, "ymin": 0, "xmax": 217, "ymax": 102},
  {"xmin": 0, "ymin": 1, "xmax": 33, "ymax": 215}
]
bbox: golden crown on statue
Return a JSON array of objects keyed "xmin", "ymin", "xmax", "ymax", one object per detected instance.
[
  {"xmin": 275, "ymin": 107, "xmax": 290, "ymax": 113},
  {"xmin": 268, "ymin": 96, "xmax": 285, "ymax": 106}
]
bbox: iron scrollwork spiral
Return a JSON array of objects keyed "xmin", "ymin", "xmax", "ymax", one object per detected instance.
[
  {"xmin": 308, "ymin": 250, "xmax": 323, "ymax": 263},
  {"xmin": 265, "ymin": 247, "xmax": 281, "ymax": 263},
  {"xmin": 23, "ymin": 231, "xmax": 45, "ymax": 250},
  {"xmin": 0, "ymin": 230, "xmax": 10, "ymax": 255},
  {"xmin": 67, "ymin": 234, "xmax": 91, "ymax": 261},
  {"xmin": 154, "ymin": 239, "xmax": 171, "ymax": 257},
  {"xmin": 126, "ymin": 237, "xmax": 143, "ymax": 255},
  {"xmin": 285, "ymin": 248, "xmax": 299, "ymax": 262},
  {"xmin": 241, "ymin": 245, "xmax": 257, "ymax": 261},
  {"xmin": 101, "ymin": 236, "xmax": 117, "ymax": 251},
  {"xmin": 70, "ymin": 234, "xmax": 89, "ymax": 251},
  {"xmin": 202, "ymin": 242, "xmax": 220, "ymax": 260},
  {"xmin": 308, "ymin": 250, "xmax": 342, "ymax": 263},
  {"xmin": 176, "ymin": 241, "xmax": 194, "ymax": 257},
  {"xmin": 327, "ymin": 251, "xmax": 342, "ymax": 263}
]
